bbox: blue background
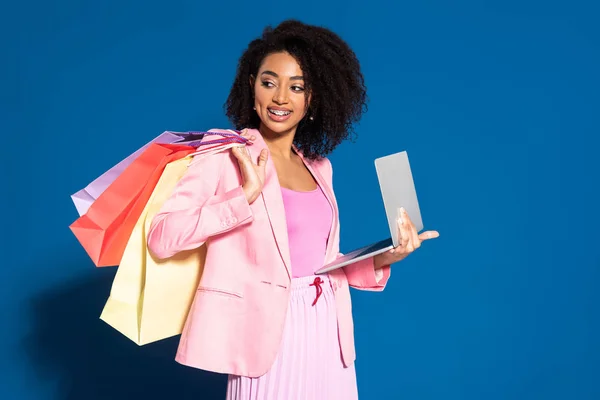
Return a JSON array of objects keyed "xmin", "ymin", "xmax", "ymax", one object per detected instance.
[{"xmin": 3, "ymin": 0, "xmax": 599, "ymax": 398}]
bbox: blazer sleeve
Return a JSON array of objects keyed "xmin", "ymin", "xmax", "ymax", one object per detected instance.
[
  {"xmin": 322, "ymin": 158, "xmax": 392, "ymax": 291},
  {"xmin": 147, "ymin": 149, "xmax": 253, "ymax": 259},
  {"xmin": 340, "ymin": 252, "xmax": 391, "ymax": 291}
]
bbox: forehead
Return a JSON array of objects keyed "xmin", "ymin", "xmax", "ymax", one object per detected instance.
[{"xmin": 258, "ymin": 52, "xmax": 303, "ymax": 77}]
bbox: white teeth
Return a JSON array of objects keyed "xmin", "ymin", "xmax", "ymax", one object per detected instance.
[{"xmin": 269, "ymin": 109, "xmax": 291, "ymax": 116}]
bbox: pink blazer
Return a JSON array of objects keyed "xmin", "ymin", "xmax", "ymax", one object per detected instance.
[{"xmin": 147, "ymin": 128, "xmax": 391, "ymax": 377}]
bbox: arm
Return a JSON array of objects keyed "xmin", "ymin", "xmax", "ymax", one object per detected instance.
[
  {"xmin": 147, "ymin": 150, "xmax": 253, "ymax": 259},
  {"xmin": 322, "ymin": 158, "xmax": 392, "ymax": 291}
]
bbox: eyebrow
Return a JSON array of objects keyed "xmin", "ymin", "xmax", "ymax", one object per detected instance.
[{"xmin": 261, "ymin": 70, "xmax": 304, "ymax": 80}]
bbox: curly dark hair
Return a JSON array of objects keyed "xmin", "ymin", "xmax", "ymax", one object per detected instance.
[{"xmin": 224, "ymin": 19, "xmax": 368, "ymax": 160}]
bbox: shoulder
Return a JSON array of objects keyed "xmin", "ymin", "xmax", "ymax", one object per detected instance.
[
  {"xmin": 186, "ymin": 128, "xmax": 241, "ymax": 170},
  {"xmin": 306, "ymin": 156, "xmax": 333, "ymax": 179},
  {"xmin": 306, "ymin": 155, "xmax": 330, "ymax": 166}
]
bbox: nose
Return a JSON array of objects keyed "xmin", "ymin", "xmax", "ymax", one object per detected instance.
[{"xmin": 272, "ymin": 87, "xmax": 288, "ymax": 104}]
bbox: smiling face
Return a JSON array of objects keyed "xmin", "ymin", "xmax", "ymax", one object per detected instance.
[{"xmin": 251, "ymin": 51, "xmax": 311, "ymax": 137}]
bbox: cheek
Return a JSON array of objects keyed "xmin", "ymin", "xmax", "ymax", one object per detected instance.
[
  {"xmin": 293, "ymin": 96, "xmax": 308, "ymax": 116},
  {"xmin": 254, "ymin": 86, "xmax": 270, "ymax": 106}
]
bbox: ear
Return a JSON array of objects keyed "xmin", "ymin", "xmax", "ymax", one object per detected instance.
[
  {"xmin": 249, "ymin": 74, "xmax": 256, "ymax": 89},
  {"xmin": 305, "ymin": 92, "xmax": 314, "ymax": 115}
]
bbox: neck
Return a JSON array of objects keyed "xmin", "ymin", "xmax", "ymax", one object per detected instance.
[{"xmin": 259, "ymin": 123, "xmax": 297, "ymax": 160}]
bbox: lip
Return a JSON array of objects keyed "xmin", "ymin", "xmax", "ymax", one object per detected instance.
[
  {"xmin": 268, "ymin": 105, "xmax": 292, "ymax": 112},
  {"xmin": 267, "ymin": 106, "xmax": 293, "ymax": 122}
]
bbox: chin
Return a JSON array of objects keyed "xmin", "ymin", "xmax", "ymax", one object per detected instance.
[{"xmin": 260, "ymin": 118, "xmax": 301, "ymax": 135}]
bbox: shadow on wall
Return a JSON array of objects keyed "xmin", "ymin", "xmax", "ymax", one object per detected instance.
[{"xmin": 22, "ymin": 261, "xmax": 227, "ymax": 400}]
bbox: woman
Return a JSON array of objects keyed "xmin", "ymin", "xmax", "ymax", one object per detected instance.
[{"xmin": 147, "ymin": 19, "xmax": 439, "ymax": 400}]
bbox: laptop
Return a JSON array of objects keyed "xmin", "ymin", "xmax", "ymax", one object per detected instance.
[{"xmin": 314, "ymin": 151, "xmax": 424, "ymax": 274}]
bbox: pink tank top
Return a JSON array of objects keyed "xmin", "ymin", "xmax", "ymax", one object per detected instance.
[{"xmin": 281, "ymin": 186, "xmax": 333, "ymax": 278}]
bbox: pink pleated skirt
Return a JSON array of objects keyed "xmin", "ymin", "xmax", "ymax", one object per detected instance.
[{"xmin": 226, "ymin": 275, "xmax": 359, "ymax": 400}]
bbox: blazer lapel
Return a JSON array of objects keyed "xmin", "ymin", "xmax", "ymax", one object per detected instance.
[
  {"xmin": 244, "ymin": 129, "xmax": 340, "ymax": 279},
  {"xmin": 294, "ymin": 147, "xmax": 339, "ymax": 266},
  {"xmin": 247, "ymin": 129, "xmax": 293, "ymax": 280}
]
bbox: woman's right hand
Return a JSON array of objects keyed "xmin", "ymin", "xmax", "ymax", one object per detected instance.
[{"xmin": 231, "ymin": 134, "xmax": 269, "ymax": 204}]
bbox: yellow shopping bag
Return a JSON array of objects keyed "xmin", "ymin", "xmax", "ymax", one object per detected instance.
[{"xmin": 99, "ymin": 156, "xmax": 204, "ymax": 345}]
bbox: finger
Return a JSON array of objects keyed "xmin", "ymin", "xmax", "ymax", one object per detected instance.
[
  {"xmin": 257, "ymin": 148, "xmax": 269, "ymax": 169},
  {"xmin": 396, "ymin": 214, "xmax": 410, "ymax": 251},
  {"xmin": 403, "ymin": 208, "xmax": 421, "ymax": 249},
  {"xmin": 231, "ymin": 146, "xmax": 242, "ymax": 159},
  {"xmin": 390, "ymin": 217, "xmax": 408, "ymax": 254},
  {"xmin": 239, "ymin": 129, "xmax": 256, "ymax": 142},
  {"xmin": 405, "ymin": 231, "xmax": 415, "ymax": 253},
  {"xmin": 231, "ymin": 146, "xmax": 250, "ymax": 162},
  {"xmin": 418, "ymin": 230, "xmax": 440, "ymax": 241},
  {"xmin": 231, "ymin": 146, "xmax": 242, "ymax": 158}
]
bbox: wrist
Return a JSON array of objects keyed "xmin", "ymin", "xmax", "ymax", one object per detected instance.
[
  {"xmin": 243, "ymin": 184, "xmax": 260, "ymax": 204},
  {"xmin": 373, "ymin": 253, "xmax": 391, "ymax": 270},
  {"xmin": 373, "ymin": 254, "xmax": 384, "ymax": 270}
]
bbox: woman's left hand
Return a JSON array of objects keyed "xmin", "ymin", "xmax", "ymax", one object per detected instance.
[{"xmin": 373, "ymin": 207, "xmax": 439, "ymax": 269}]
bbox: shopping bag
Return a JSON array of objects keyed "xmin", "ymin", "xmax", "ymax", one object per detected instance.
[
  {"xmin": 69, "ymin": 143, "xmax": 196, "ymax": 267},
  {"xmin": 70, "ymin": 131, "xmax": 199, "ymax": 216},
  {"xmin": 71, "ymin": 129, "xmax": 246, "ymax": 215},
  {"xmin": 99, "ymin": 156, "xmax": 202, "ymax": 345}
]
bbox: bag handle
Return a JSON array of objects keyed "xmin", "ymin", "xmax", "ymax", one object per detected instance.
[{"xmin": 182, "ymin": 130, "xmax": 249, "ymax": 147}]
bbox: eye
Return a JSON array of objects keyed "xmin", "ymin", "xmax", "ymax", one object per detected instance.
[
  {"xmin": 261, "ymin": 81, "xmax": 275, "ymax": 88},
  {"xmin": 291, "ymin": 86, "xmax": 305, "ymax": 92}
]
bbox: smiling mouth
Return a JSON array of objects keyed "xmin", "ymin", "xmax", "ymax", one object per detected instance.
[{"xmin": 268, "ymin": 108, "xmax": 292, "ymax": 116}]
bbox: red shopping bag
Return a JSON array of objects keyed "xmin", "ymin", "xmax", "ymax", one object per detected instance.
[{"xmin": 69, "ymin": 143, "xmax": 196, "ymax": 267}]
